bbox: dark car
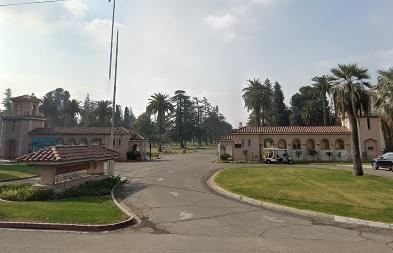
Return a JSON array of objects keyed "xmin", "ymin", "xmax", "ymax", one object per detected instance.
[{"xmin": 372, "ymin": 152, "xmax": 393, "ymax": 171}]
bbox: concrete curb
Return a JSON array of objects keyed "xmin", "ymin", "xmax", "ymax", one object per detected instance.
[
  {"xmin": 0, "ymin": 176, "xmax": 39, "ymax": 184},
  {"xmin": 0, "ymin": 177, "xmax": 138, "ymax": 232},
  {"xmin": 208, "ymin": 169, "xmax": 393, "ymax": 230}
]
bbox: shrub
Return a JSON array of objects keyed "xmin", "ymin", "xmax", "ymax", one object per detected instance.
[
  {"xmin": 326, "ymin": 152, "xmax": 333, "ymax": 160},
  {"xmin": 295, "ymin": 150, "xmax": 303, "ymax": 160},
  {"xmin": 0, "ymin": 183, "xmax": 54, "ymax": 201},
  {"xmin": 58, "ymin": 176, "xmax": 121, "ymax": 199},
  {"xmin": 0, "ymin": 177, "xmax": 121, "ymax": 202},
  {"xmin": 220, "ymin": 153, "xmax": 231, "ymax": 161}
]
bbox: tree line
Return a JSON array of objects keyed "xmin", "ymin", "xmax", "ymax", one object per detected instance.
[
  {"xmin": 1, "ymin": 88, "xmax": 136, "ymax": 129},
  {"xmin": 138, "ymin": 90, "xmax": 232, "ymax": 151},
  {"xmin": 243, "ymin": 64, "xmax": 393, "ymax": 176},
  {"xmin": 1, "ymin": 88, "xmax": 233, "ymax": 151}
]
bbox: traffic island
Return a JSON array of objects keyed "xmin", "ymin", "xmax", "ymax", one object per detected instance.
[
  {"xmin": 208, "ymin": 167, "xmax": 393, "ymax": 230},
  {"xmin": 0, "ymin": 146, "xmax": 137, "ymax": 232}
]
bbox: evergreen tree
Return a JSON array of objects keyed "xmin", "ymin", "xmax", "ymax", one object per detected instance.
[
  {"xmin": 272, "ymin": 82, "xmax": 290, "ymax": 126},
  {"xmin": 114, "ymin": 105, "xmax": 123, "ymax": 127},
  {"xmin": 2, "ymin": 88, "xmax": 12, "ymax": 111}
]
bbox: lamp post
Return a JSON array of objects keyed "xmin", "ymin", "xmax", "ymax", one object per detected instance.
[{"xmin": 108, "ymin": 0, "xmax": 116, "ymax": 80}]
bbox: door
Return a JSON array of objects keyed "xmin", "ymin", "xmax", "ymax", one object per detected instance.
[{"xmin": 5, "ymin": 139, "xmax": 17, "ymax": 159}]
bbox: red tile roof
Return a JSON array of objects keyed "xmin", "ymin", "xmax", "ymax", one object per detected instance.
[
  {"xmin": 234, "ymin": 126, "xmax": 352, "ymax": 135},
  {"xmin": 130, "ymin": 134, "xmax": 147, "ymax": 141},
  {"xmin": 17, "ymin": 145, "xmax": 120, "ymax": 164},
  {"xmin": 219, "ymin": 135, "xmax": 234, "ymax": 141},
  {"xmin": 29, "ymin": 127, "xmax": 131, "ymax": 136},
  {"xmin": 11, "ymin": 95, "xmax": 42, "ymax": 102}
]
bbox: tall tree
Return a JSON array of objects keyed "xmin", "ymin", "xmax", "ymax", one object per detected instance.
[
  {"xmin": 63, "ymin": 99, "xmax": 80, "ymax": 127},
  {"xmin": 123, "ymin": 107, "xmax": 136, "ymax": 129},
  {"xmin": 42, "ymin": 88, "xmax": 72, "ymax": 127},
  {"xmin": 171, "ymin": 90, "xmax": 190, "ymax": 148},
  {"xmin": 114, "ymin": 105, "xmax": 123, "ymax": 127},
  {"xmin": 272, "ymin": 82, "xmax": 290, "ymax": 126},
  {"xmin": 2, "ymin": 88, "xmax": 12, "ymax": 112},
  {"xmin": 94, "ymin": 100, "xmax": 112, "ymax": 127},
  {"xmin": 261, "ymin": 79, "xmax": 274, "ymax": 126},
  {"xmin": 331, "ymin": 64, "xmax": 371, "ymax": 176},
  {"xmin": 80, "ymin": 94, "xmax": 95, "ymax": 127},
  {"xmin": 311, "ymin": 75, "xmax": 334, "ymax": 126},
  {"xmin": 146, "ymin": 93, "xmax": 174, "ymax": 152},
  {"xmin": 242, "ymin": 79, "xmax": 263, "ymax": 126},
  {"xmin": 134, "ymin": 112, "xmax": 156, "ymax": 141},
  {"xmin": 290, "ymin": 86, "xmax": 324, "ymax": 126},
  {"xmin": 375, "ymin": 68, "xmax": 393, "ymax": 151}
]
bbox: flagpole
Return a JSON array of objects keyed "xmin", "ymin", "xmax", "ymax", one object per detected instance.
[
  {"xmin": 109, "ymin": 30, "xmax": 119, "ymax": 176},
  {"xmin": 108, "ymin": 0, "xmax": 116, "ymax": 80}
]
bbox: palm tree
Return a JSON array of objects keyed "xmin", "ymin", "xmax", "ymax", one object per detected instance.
[
  {"xmin": 331, "ymin": 64, "xmax": 371, "ymax": 176},
  {"xmin": 375, "ymin": 68, "xmax": 393, "ymax": 124},
  {"xmin": 311, "ymin": 75, "xmax": 334, "ymax": 126},
  {"xmin": 375, "ymin": 68, "xmax": 393, "ymax": 151},
  {"xmin": 147, "ymin": 93, "xmax": 174, "ymax": 152},
  {"xmin": 94, "ymin": 100, "xmax": 112, "ymax": 126},
  {"xmin": 242, "ymin": 79, "xmax": 263, "ymax": 126}
]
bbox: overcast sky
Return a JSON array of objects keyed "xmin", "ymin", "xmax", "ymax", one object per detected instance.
[{"xmin": 1, "ymin": 0, "xmax": 393, "ymax": 126}]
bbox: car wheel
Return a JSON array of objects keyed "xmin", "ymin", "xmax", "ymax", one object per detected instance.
[
  {"xmin": 372, "ymin": 162, "xmax": 379, "ymax": 170},
  {"xmin": 266, "ymin": 160, "xmax": 271, "ymax": 164},
  {"xmin": 288, "ymin": 160, "xmax": 293, "ymax": 164}
]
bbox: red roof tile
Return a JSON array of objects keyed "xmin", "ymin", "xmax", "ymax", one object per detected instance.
[
  {"xmin": 17, "ymin": 145, "xmax": 120, "ymax": 164},
  {"xmin": 29, "ymin": 127, "xmax": 131, "ymax": 136},
  {"xmin": 234, "ymin": 126, "xmax": 351, "ymax": 135},
  {"xmin": 130, "ymin": 134, "xmax": 147, "ymax": 141},
  {"xmin": 219, "ymin": 135, "xmax": 234, "ymax": 141}
]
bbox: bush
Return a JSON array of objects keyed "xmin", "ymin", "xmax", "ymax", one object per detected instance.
[
  {"xmin": 58, "ymin": 176, "xmax": 121, "ymax": 199},
  {"xmin": 0, "ymin": 177, "xmax": 121, "ymax": 202},
  {"xmin": 220, "ymin": 154, "xmax": 231, "ymax": 161},
  {"xmin": 0, "ymin": 183, "xmax": 54, "ymax": 201}
]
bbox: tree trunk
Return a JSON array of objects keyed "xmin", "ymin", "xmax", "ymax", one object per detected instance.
[
  {"xmin": 348, "ymin": 112, "xmax": 363, "ymax": 176},
  {"xmin": 255, "ymin": 106, "xmax": 261, "ymax": 126},
  {"xmin": 322, "ymin": 99, "xmax": 327, "ymax": 126}
]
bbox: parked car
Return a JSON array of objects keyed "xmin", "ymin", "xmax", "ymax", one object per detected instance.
[
  {"xmin": 372, "ymin": 152, "xmax": 393, "ymax": 171},
  {"xmin": 264, "ymin": 148, "xmax": 294, "ymax": 164}
]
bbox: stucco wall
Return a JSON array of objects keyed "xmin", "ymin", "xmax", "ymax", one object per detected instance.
[{"xmin": 226, "ymin": 133, "xmax": 352, "ymax": 162}]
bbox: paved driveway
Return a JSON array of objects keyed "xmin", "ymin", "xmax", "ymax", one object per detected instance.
[{"xmin": 0, "ymin": 150, "xmax": 392, "ymax": 253}]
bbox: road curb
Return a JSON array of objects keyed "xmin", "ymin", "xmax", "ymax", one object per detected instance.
[
  {"xmin": 0, "ymin": 177, "xmax": 138, "ymax": 232},
  {"xmin": 207, "ymin": 169, "xmax": 393, "ymax": 230}
]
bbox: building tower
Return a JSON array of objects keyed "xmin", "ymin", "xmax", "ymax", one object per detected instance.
[{"xmin": 0, "ymin": 95, "xmax": 46, "ymax": 159}]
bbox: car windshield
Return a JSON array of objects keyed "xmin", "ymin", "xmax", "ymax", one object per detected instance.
[{"xmin": 382, "ymin": 153, "xmax": 393, "ymax": 159}]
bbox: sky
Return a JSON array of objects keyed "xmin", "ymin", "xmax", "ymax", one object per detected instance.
[{"xmin": 1, "ymin": 0, "xmax": 393, "ymax": 126}]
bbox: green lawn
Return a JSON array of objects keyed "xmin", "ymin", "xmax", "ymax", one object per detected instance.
[
  {"xmin": 0, "ymin": 196, "xmax": 128, "ymax": 224},
  {"xmin": 215, "ymin": 167, "xmax": 393, "ymax": 223},
  {"xmin": 0, "ymin": 165, "xmax": 42, "ymax": 182}
]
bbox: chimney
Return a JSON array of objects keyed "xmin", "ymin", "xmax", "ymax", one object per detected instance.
[{"xmin": 238, "ymin": 122, "xmax": 243, "ymax": 129}]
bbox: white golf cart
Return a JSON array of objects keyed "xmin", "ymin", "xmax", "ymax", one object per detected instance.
[{"xmin": 263, "ymin": 148, "xmax": 294, "ymax": 164}]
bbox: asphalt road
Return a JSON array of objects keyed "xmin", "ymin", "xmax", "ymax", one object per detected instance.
[{"xmin": 1, "ymin": 150, "xmax": 392, "ymax": 253}]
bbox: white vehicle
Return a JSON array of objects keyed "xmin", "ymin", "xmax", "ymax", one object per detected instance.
[{"xmin": 263, "ymin": 148, "xmax": 294, "ymax": 164}]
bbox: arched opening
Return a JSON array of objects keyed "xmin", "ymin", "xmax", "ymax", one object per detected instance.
[
  {"xmin": 306, "ymin": 139, "xmax": 315, "ymax": 151},
  {"xmin": 79, "ymin": 138, "xmax": 88, "ymax": 145},
  {"xmin": 321, "ymin": 139, "xmax": 330, "ymax": 150},
  {"xmin": 264, "ymin": 138, "xmax": 274, "ymax": 148},
  {"xmin": 278, "ymin": 139, "xmax": 287, "ymax": 149},
  {"xmin": 91, "ymin": 138, "xmax": 102, "ymax": 146},
  {"xmin": 364, "ymin": 138, "xmax": 378, "ymax": 158},
  {"xmin": 292, "ymin": 139, "xmax": 301, "ymax": 150},
  {"xmin": 127, "ymin": 144, "xmax": 141, "ymax": 160},
  {"xmin": 5, "ymin": 139, "xmax": 17, "ymax": 159},
  {"xmin": 335, "ymin": 139, "xmax": 345, "ymax": 150}
]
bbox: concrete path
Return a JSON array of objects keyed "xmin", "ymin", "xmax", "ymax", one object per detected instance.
[{"xmin": 0, "ymin": 150, "xmax": 392, "ymax": 253}]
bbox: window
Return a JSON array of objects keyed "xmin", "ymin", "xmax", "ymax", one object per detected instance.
[
  {"xmin": 248, "ymin": 139, "xmax": 251, "ymax": 147},
  {"xmin": 235, "ymin": 144, "xmax": 242, "ymax": 149},
  {"xmin": 306, "ymin": 139, "xmax": 315, "ymax": 151},
  {"xmin": 292, "ymin": 139, "xmax": 301, "ymax": 150},
  {"xmin": 367, "ymin": 118, "xmax": 371, "ymax": 130}
]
